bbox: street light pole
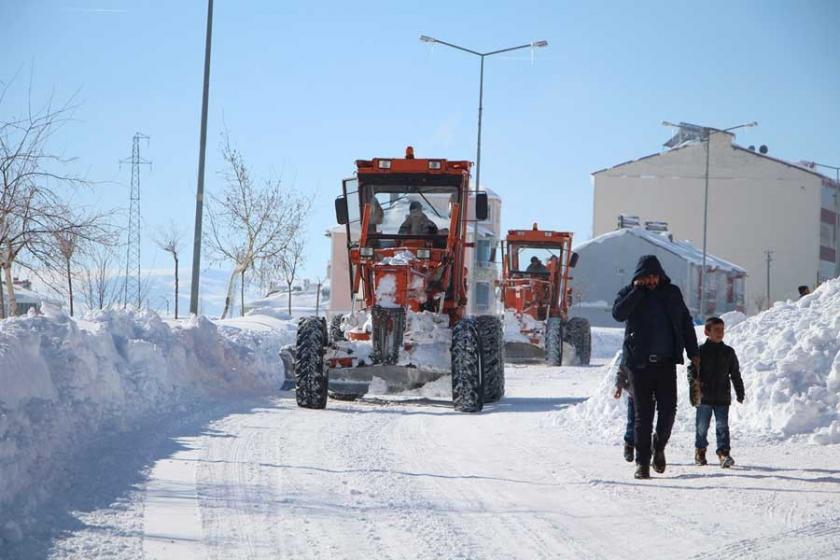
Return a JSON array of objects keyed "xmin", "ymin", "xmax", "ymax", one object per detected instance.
[
  {"xmin": 420, "ymin": 36, "xmax": 548, "ymax": 313},
  {"xmin": 662, "ymin": 120, "xmax": 757, "ymax": 319},
  {"xmin": 189, "ymin": 0, "xmax": 214, "ymax": 316},
  {"xmin": 475, "ymin": 55, "xmax": 485, "ymax": 216}
]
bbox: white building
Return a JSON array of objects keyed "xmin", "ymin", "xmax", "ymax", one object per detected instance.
[
  {"xmin": 592, "ymin": 124, "xmax": 839, "ymax": 312},
  {"xmin": 0, "ymin": 278, "xmax": 63, "ymax": 316},
  {"xmin": 570, "ymin": 222, "xmax": 746, "ymax": 327}
]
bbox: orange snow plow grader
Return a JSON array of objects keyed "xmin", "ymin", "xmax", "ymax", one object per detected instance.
[
  {"xmin": 501, "ymin": 225, "xmax": 591, "ymax": 365},
  {"xmin": 294, "ymin": 147, "xmax": 504, "ymax": 412}
]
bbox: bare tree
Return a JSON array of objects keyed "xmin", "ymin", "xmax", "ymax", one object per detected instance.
[
  {"xmin": 54, "ymin": 229, "xmax": 78, "ymax": 315},
  {"xmin": 0, "ymin": 81, "xmax": 94, "ymax": 317},
  {"xmin": 206, "ymin": 132, "xmax": 310, "ymax": 319},
  {"xmin": 80, "ymin": 242, "xmax": 120, "ymax": 311},
  {"xmin": 277, "ymin": 238, "xmax": 306, "ymax": 316},
  {"xmin": 154, "ymin": 223, "xmax": 184, "ymax": 318}
]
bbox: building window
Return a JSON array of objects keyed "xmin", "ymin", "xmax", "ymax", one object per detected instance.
[
  {"xmin": 476, "ymin": 239, "xmax": 492, "ymax": 265},
  {"xmin": 820, "ymin": 223, "xmax": 835, "ymax": 247},
  {"xmin": 474, "ymin": 282, "xmax": 491, "ymax": 310}
]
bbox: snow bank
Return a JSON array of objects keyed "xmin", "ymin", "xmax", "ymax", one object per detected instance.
[
  {"xmin": 0, "ymin": 306, "xmax": 293, "ymax": 536},
  {"xmin": 726, "ymin": 282, "xmax": 840, "ymax": 444},
  {"xmin": 560, "ymin": 278, "xmax": 840, "ymax": 445}
]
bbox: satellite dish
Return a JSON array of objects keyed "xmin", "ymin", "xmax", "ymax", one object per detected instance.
[
  {"xmin": 759, "ymin": 145, "xmax": 768, "ymax": 154},
  {"xmin": 748, "ymin": 145, "xmax": 756, "ymax": 151}
]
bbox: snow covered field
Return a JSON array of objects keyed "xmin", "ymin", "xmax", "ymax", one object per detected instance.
[{"xmin": 2, "ymin": 280, "xmax": 840, "ymax": 559}]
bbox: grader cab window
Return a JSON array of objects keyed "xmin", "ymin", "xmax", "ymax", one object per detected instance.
[
  {"xmin": 511, "ymin": 246, "xmax": 562, "ymax": 275},
  {"xmin": 363, "ymin": 184, "xmax": 459, "ymax": 238}
]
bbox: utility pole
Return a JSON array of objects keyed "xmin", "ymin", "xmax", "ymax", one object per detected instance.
[
  {"xmin": 764, "ymin": 250, "xmax": 774, "ymax": 310},
  {"xmin": 419, "ymin": 35, "xmax": 547, "ymax": 314},
  {"xmin": 661, "ymin": 121, "xmax": 757, "ymax": 319},
  {"xmin": 120, "ymin": 133, "xmax": 151, "ymax": 308},
  {"xmin": 189, "ymin": 0, "xmax": 214, "ymax": 316}
]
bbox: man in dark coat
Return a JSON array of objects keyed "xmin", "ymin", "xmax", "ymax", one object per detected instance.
[
  {"xmin": 526, "ymin": 256, "xmax": 548, "ymax": 274},
  {"xmin": 399, "ymin": 201, "xmax": 438, "ymax": 235},
  {"xmin": 612, "ymin": 255, "xmax": 700, "ymax": 479}
]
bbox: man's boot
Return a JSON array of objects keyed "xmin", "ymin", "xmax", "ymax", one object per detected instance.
[
  {"xmin": 623, "ymin": 443, "xmax": 634, "ymax": 463},
  {"xmin": 634, "ymin": 464, "xmax": 650, "ymax": 479},
  {"xmin": 652, "ymin": 435, "xmax": 666, "ymax": 473},
  {"xmin": 695, "ymin": 448, "xmax": 707, "ymax": 466},
  {"xmin": 652, "ymin": 448, "xmax": 666, "ymax": 474},
  {"xmin": 717, "ymin": 451, "xmax": 735, "ymax": 468}
]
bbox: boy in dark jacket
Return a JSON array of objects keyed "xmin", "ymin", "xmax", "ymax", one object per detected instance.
[{"xmin": 688, "ymin": 316, "xmax": 745, "ymax": 468}]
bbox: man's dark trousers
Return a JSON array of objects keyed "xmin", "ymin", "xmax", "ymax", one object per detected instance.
[{"xmin": 630, "ymin": 363, "xmax": 678, "ymax": 466}]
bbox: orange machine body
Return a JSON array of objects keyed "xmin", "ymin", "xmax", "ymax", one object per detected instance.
[{"xmin": 501, "ymin": 226, "xmax": 575, "ymax": 322}]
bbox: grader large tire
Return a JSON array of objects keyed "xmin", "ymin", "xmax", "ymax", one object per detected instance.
[
  {"xmin": 329, "ymin": 313, "xmax": 345, "ymax": 342},
  {"xmin": 295, "ymin": 317, "xmax": 328, "ymax": 409},
  {"xmin": 565, "ymin": 317, "xmax": 592, "ymax": 366},
  {"xmin": 545, "ymin": 317, "xmax": 564, "ymax": 366},
  {"xmin": 476, "ymin": 315, "xmax": 505, "ymax": 403},
  {"xmin": 451, "ymin": 318, "xmax": 484, "ymax": 413}
]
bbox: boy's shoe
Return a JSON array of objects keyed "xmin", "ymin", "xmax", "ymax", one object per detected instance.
[
  {"xmin": 623, "ymin": 443, "xmax": 635, "ymax": 463},
  {"xmin": 634, "ymin": 464, "xmax": 651, "ymax": 479},
  {"xmin": 717, "ymin": 451, "xmax": 735, "ymax": 468},
  {"xmin": 695, "ymin": 448, "xmax": 707, "ymax": 466},
  {"xmin": 652, "ymin": 448, "xmax": 667, "ymax": 474}
]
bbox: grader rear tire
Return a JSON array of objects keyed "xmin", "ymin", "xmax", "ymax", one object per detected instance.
[
  {"xmin": 295, "ymin": 317, "xmax": 328, "ymax": 409},
  {"xmin": 476, "ymin": 315, "xmax": 505, "ymax": 403},
  {"xmin": 565, "ymin": 317, "xmax": 592, "ymax": 366},
  {"xmin": 545, "ymin": 317, "xmax": 564, "ymax": 366},
  {"xmin": 451, "ymin": 318, "xmax": 484, "ymax": 413}
]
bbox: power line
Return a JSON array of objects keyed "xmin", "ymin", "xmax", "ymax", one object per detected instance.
[{"xmin": 120, "ymin": 132, "xmax": 151, "ymax": 308}]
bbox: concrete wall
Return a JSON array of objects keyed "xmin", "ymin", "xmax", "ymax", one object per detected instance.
[
  {"xmin": 593, "ymin": 134, "xmax": 822, "ymax": 312},
  {"xmin": 571, "ymin": 229, "xmax": 745, "ymax": 327},
  {"xmin": 571, "ymin": 232, "xmax": 689, "ymax": 327}
]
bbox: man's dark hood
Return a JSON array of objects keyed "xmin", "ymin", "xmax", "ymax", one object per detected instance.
[{"xmin": 633, "ymin": 255, "xmax": 671, "ymax": 284}]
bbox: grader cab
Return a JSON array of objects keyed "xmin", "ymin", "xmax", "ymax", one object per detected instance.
[
  {"xmin": 501, "ymin": 225, "xmax": 591, "ymax": 365},
  {"xmin": 294, "ymin": 147, "xmax": 505, "ymax": 412}
]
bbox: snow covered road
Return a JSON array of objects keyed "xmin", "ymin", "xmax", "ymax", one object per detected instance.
[{"xmin": 10, "ymin": 361, "xmax": 840, "ymax": 559}]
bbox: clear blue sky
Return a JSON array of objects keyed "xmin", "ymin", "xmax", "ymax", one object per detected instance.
[{"xmin": 3, "ymin": 0, "xmax": 839, "ymax": 286}]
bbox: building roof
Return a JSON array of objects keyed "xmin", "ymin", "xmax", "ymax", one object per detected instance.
[
  {"xmin": 1, "ymin": 285, "xmax": 63, "ymax": 305},
  {"xmin": 592, "ymin": 139, "xmax": 836, "ymax": 184},
  {"xmin": 574, "ymin": 227, "xmax": 747, "ymax": 274}
]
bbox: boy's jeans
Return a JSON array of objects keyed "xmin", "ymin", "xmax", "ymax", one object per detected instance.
[
  {"xmin": 695, "ymin": 404, "xmax": 730, "ymax": 454},
  {"xmin": 624, "ymin": 397, "xmax": 635, "ymax": 446}
]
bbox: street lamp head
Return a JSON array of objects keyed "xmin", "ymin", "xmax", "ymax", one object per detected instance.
[
  {"xmin": 746, "ymin": 121, "xmax": 758, "ymax": 127},
  {"xmin": 531, "ymin": 40, "xmax": 549, "ymax": 48},
  {"xmin": 419, "ymin": 35, "xmax": 437, "ymax": 43}
]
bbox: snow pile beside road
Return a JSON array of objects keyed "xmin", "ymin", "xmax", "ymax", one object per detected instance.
[
  {"xmin": 0, "ymin": 306, "xmax": 292, "ymax": 537},
  {"xmin": 726, "ymin": 281, "xmax": 840, "ymax": 444},
  {"xmin": 560, "ymin": 278, "xmax": 840, "ymax": 445},
  {"xmin": 556, "ymin": 353, "xmax": 628, "ymax": 440}
]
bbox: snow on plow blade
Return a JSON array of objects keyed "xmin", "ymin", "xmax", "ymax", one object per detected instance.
[
  {"xmin": 327, "ymin": 365, "xmax": 446, "ymax": 398},
  {"xmin": 504, "ymin": 341, "xmax": 545, "ymax": 363}
]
